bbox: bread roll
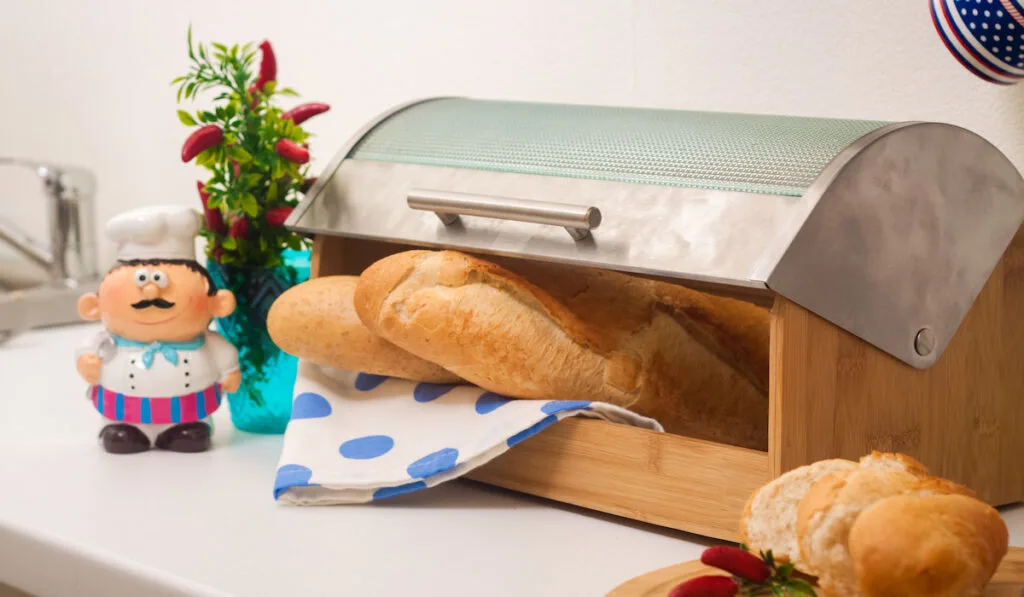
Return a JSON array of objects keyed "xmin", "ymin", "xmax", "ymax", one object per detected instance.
[
  {"xmin": 738, "ymin": 451, "xmax": 928, "ymax": 571},
  {"xmin": 739, "ymin": 459, "xmax": 858, "ymax": 569},
  {"xmin": 353, "ymin": 249, "xmax": 771, "ymax": 448},
  {"xmin": 797, "ymin": 468, "xmax": 976, "ymax": 596},
  {"xmin": 267, "ymin": 276, "xmax": 461, "ymax": 383},
  {"xmin": 848, "ymin": 494, "xmax": 1009, "ymax": 597}
]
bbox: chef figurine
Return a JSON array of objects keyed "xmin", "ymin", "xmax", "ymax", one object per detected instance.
[{"xmin": 75, "ymin": 205, "xmax": 241, "ymax": 454}]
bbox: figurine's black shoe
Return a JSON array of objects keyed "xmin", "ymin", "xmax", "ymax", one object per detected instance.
[
  {"xmin": 99, "ymin": 424, "xmax": 151, "ymax": 454},
  {"xmin": 155, "ymin": 422, "xmax": 211, "ymax": 453}
]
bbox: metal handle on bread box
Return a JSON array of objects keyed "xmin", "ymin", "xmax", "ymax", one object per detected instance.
[{"xmin": 407, "ymin": 189, "xmax": 602, "ymax": 241}]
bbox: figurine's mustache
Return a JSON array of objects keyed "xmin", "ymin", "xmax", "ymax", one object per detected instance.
[{"xmin": 131, "ymin": 298, "xmax": 176, "ymax": 310}]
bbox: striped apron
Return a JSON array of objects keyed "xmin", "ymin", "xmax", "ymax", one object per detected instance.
[{"xmin": 90, "ymin": 384, "xmax": 223, "ymax": 425}]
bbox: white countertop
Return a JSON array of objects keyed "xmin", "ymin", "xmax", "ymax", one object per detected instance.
[{"xmin": 0, "ymin": 324, "xmax": 1021, "ymax": 597}]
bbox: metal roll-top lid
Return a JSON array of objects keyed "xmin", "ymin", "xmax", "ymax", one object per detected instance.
[
  {"xmin": 346, "ymin": 98, "xmax": 892, "ymax": 197},
  {"xmin": 289, "ymin": 98, "xmax": 1024, "ymax": 369}
]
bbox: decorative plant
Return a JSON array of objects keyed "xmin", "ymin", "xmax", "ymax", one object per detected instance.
[
  {"xmin": 171, "ymin": 28, "xmax": 329, "ymax": 414},
  {"xmin": 172, "ymin": 26, "xmax": 329, "ymax": 269}
]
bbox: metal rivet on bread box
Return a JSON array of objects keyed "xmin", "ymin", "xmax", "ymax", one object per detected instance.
[{"xmin": 286, "ymin": 98, "xmax": 1024, "ymax": 541}]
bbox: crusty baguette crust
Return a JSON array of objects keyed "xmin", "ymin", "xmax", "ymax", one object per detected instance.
[
  {"xmin": 849, "ymin": 494, "xmax": 1008, "ymax": 597},
  {"xmin": 354, "ymin": 250, "xmax": 771, "ymax": 448},
  {"xmin": 267, "ymin": 275, "xmax": 461, "ymax": 383},
  {"xmin": 859, "ymin": 451, "xmax": 930, "ymax": 477}
]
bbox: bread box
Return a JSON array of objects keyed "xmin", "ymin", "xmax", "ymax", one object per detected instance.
[{"xmin": 285, "ymin": 97, "xmax": 1024, "ymax": 540}]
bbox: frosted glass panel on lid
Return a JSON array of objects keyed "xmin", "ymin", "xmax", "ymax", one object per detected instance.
[{"xmin": 348, "ymin": 98, "xmax": 890, "ymax": 197}]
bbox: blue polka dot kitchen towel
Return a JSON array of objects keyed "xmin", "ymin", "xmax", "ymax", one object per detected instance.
[{"xmin": 273, "ymin": 360, "xmax": 662, "ymax": 504}]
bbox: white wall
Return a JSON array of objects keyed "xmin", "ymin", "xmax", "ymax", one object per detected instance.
[{"xmin": 3, "ymin": 0, "xmax": 1024, "ymax": 267}]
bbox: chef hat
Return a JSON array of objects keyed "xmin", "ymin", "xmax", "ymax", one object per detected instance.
[{"xmin": 105, "ymin": 205, "xmax": 202, "ymax": 262}]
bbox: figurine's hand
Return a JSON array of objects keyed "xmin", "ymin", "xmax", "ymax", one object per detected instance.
[
  {"xmin": 77, "ymin": 353, "xmax": 102, "ymax": 385},
  {"xmin": 221, "ymin": 369, "xmax": 241, "ymax": 393}
]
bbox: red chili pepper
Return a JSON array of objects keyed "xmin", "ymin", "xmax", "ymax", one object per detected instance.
[
  {"xmin": 668, "ymin": 576, "xmax": 738, "ymax": 597},
  {"xmin": 181, "ymin": 125, "xmax": 224, "ymax": 162},
  {"xmin": 700, "ymin": 547, "xmax": 771, "ymax": 584},
  {"xmin": 228, "ymin": 217, "xmax": 250, "ymax": 239},
  {"xmin": 275, "ymin": 139, "xmax": 309, "ymax": 164},
  {"xmin": 197, "ymin": 182, "xmax": 227, "ymax": 235},
  {"xmin": 212, "ymin": 243, "xmax": 224, "ymax": 263},
  {"xmin": 252, "ymin": 40, "xmax": 276, "ymax": 91},
  {"xmin": 265, "ymin": 207, "xmax": 293, "ymax": 227},
  {"xmin": 281, "ymin": 102, "xmax": 330, "ymax": 125},
  {"xmin": 230, "ymin": 159, "xmax": 241, "ymax": 178}
]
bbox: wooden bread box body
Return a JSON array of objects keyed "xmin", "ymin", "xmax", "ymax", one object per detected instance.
[
  {"xmin": 310, "ymin": 233, "xmax": 1024, "ymax": 541},
  {"xmin": 292, "ymin": 98, "xmax": 1024, "ymax": 541}
]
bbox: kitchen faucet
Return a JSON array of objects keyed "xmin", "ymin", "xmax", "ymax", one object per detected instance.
[{"xmin": 0, "ymin": 158, "xmax": 101, "ymax": 340}]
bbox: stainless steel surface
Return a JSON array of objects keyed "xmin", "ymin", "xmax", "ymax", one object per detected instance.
[
  {"xmin": 291, "ymin": 100, "xmax": 1024, "ymax": 369},
  {"xmin": 0, "ymin": 278, "xmax": 99, "ymax": 338},
  {"xmin": 407, "ymin": 189, "xmax": 601, "ymax": 241},
  {"xmin": 0, "ymin": 158, "xmax": 98, "ymax": 284},
  {"xmin": 766, "ymin": 122, "xmax": 1024, "ymax": 368},
  {"xmin": 0, "ymin": 218, "xmax": 52, "ymax": 270},
  {"xmin": 286, "ymin": 97, "xmax": 454, "ymax": 229},
  {"xmin": 0, "ymin": 158, "xmax": 100, "ymax": 340},
  {"xmin": 914, "ymin": 328, "xmax": 936, "ymax": 357},
  {"xmin": 290, "ymin": 159, "xmax": 800, "ymax": 288}
]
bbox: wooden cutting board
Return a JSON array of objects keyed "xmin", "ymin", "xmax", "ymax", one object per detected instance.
[{"xmin": 607, "ymin": 546, "xmax": 1024, "ymax": 597}]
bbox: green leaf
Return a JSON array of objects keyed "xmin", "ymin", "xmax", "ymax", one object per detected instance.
[
  {"xmin": 245, "ymin": 173, "xmax": 263, "ymax": 187},
  {"xmin": 170, "ymin": 75, "xmax": 187, "ymax": 85},
  {"xmin": 198, "ymin": 43, "xmax": 207, "ymax": 60},
  {"xmin": 185, "ymin": 81, "xmax": 196, "ymax": 99},
  {"xmin": 230, "ymin": 44, "xmax": 239, "ymax": 60},
  {"xmin": 770, "ymin": 587, "xmax": 784, "ymax": 597},
  {"xmin": 221, "ymin": 236, "xmax": 237, "ymax": 250},
  {"xmin": 212, "ymin": 42, "xmax": 228, "ymax": 53},
  {"xmin": 220, "ymin": 253, "xmax": 236, "ymax": 264},
  {"xmin": 196, "ymin": 148, "xmax": 220, "ymax": 168},
  {"xmin": 259, "ymin": 237, "xmax": 268, "ymax": 251},
  {"xmin": 776, "ymin": 563, "xmax": 795, "ymax": 579},
  {"xmin": 226, "ymin": 146, "xmax": 253, "ymax": 163},
  {"xmin": 286, "ymin": 235, "xmax": 302, "ymax": 250},
  {"xmin": 263, "ymin": 80, "xmax": 277, "ymax": 94},
  {"xmin": 177, "ymin": 110, "xmax": 198, "ymax": 126},
  {"xmin": 187, "ymin": 24, "xmax": 194, "ymax": 59},
  {"xmin": 785, "ymin": 580, "xmax": 817, "ymax": 596},
  {"xmin": 176, "ymin": 85, "xmax": 185, "ymax": 103},
  {"xmin": 240, "ymin": 193, "xmax": 259, "ymax": 217},
  {"xmin": 277, "ymin": 87, "xmax": 300, "ymax": 97},
  {"xmin": 267, "ymin": 181, "xmax": 278, "ymax": 202}
]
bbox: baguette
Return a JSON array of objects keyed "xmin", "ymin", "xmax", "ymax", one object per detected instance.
[
  {"xmin": 267, "ymin": 276, "xmax": 461, "ymax": 383},
  {"xmin": 848, "ymin": 494, "xmax": 1009, "ymax": 597},
  {"xmin": 353, "ymin": 249, "xmax": 771, "ymax": 448}
]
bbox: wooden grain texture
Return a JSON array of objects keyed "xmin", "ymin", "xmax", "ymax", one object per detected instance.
[
  {"xmin": 468, "ymin": 418, "xmax": 769, "ymax": 541},
  {"xmin": 769, "ymin": 228, "xmax": 1024, "ymax": 505},
  {"xmin": 605, "ymin": 547, "xmax": 1024, "ymax": 597},
  {"xmin": 311, "ymin": 235, "xmax": 420, "ymax": 279}
]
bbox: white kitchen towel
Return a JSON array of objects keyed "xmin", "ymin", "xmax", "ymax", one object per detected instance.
[{"xmin": 273, "ymin": 360, "xmax": 663, "ymax": 504}]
